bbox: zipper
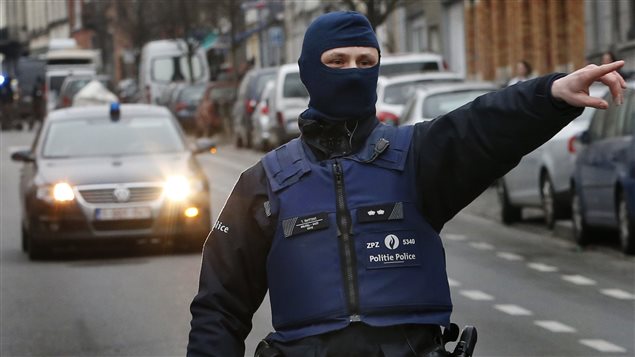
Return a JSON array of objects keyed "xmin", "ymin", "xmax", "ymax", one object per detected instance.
[{"xmin": 332, "ymin": 159, "xmax": 359, "ymax": 318}]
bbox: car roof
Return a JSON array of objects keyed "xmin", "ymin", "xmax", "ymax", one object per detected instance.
[
  {"xmin": 47, "ymin": 104, "xmax": 171, "ymax": 121},
  {"xmin": 378, "ymin": 72, "xmax": 464, "ymax": 85},
  {"xmin": 380, "ymin": 52, "xmax": 443, "ymax": 63},
  {"xmin": 414, "ymin": 81, "xmax": 498, "ymax": 95}
]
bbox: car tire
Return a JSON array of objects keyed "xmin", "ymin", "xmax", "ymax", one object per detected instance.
[
  {"xmin": 541, "ymin": 175, "xmax": 562, "ymax": 230},
  {"xmin": 28, "ymin": 235, "xmax": 47, "ymax": 260},
  {"xmin": 571, "ymin": 187, "xmax": 592, "ymax": 246},
  {"xmin": 497, "ymin": 180, "xmax": 522, "ymax": 224},
  {"xmin": 617, "ymin": 191, "xmax": 635, "ymax": 255}
]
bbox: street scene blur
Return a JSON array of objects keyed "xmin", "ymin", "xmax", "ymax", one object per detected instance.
[{"xmin": 1, "ymin": 0, "xmax": 634, "ymax": 356}]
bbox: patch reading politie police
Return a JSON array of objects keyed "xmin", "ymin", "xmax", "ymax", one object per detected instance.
[
  {"xmin": 365, "ymin": 232, "xmax": 421, "ymax": 269},
  {"xmin": 282, "ymin": 212, "xmax": 329, "ymax": 238}
]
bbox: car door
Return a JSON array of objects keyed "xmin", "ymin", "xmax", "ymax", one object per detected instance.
[{"xmin": 580, "ymin": 100, "xmax": 625, "ymax": 224}]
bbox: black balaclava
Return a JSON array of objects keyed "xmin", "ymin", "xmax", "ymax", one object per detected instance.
[{"xmin": 298, "ymin": 11, "xmax": 380, "ymax": 122}]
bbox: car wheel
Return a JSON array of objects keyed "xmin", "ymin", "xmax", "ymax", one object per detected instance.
[
  {"xmin": 28, "ymin": 235, "xmax": 47, "ymax": 260},
  {"xmin": 497, "ymin": 180, "xmax": 522, "ymax": 224},
  {"xmin": 617, "ymin": 191, "xmax": 635, "ymax": 255},
  {"xmin": 571, "ymin": 188, "xmax": 592, "ymax": 246},
  {"xmin": 541, "ymin": 175, "xmax": 561, "ymax": 229}
]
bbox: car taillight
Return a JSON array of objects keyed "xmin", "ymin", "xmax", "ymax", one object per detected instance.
[
  {"xmin": 277, "ymin": 111, "xmax": 284, "ymax": 126},
  {"xmin": 261, "ymin": 105, "xmax": 269, "ymax": 115},
  {"xmin": 377, "ymin": 111, "xmax": 399, "ymax": 126},
  {"xmin": 175, "ymin": 102, "xmax": 187, "ymax": 112},
  {"xmin": 567, "ymin": 135, "xmax": 577, "ymax": 153},
  {"xmin": 246, "ymin": 99, "xmax": 256, "ymax": 114},
  {"xmin": 443, "ymin": 60, "xmax": 449, "ymax": 70},
  {"xmin": 62, "ymin": 96, "xmax": 71, "ymax": 108}
]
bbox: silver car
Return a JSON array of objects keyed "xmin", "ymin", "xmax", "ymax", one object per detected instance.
[
  {"xmin": 498, "ymin": 84, "xmax": 608, "ymax": 228},
  {"xmin": 249, "ymin": 79, "xmax": 276, "ymax": 152},
  {"xmin": 267, "ymin": 63, "xmax": 309, "ymax": 147},
  {"xmin": 399, "ymin": 82, "xmax": 498, "ymax": 125},
  {"xmin": 375, "ymin": 72, "xmax": 463, "ymax": 125}
]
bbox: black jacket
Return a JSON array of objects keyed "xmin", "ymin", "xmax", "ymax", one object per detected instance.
[{"xmin": 187, "ymin": 74, "xmax": 584, "ymax": 357}]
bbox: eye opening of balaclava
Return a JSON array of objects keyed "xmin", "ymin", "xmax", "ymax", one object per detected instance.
[{"xmin": 298, "ymin": 11, "xmax": 381, "ymax": 122}]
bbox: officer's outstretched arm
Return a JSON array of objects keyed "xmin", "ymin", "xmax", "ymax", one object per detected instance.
[{"xmin": 187, "ymin": 163, "xmax": 272, "ymax": 357}]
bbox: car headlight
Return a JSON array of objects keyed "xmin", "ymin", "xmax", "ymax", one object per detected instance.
[
  {"xmin": 164, "ymin": 175, "xmax": 191, "ymax": 201},
  {"xmin": 37, "ymin": 182, "xmax": 75, "ymax": 202}
]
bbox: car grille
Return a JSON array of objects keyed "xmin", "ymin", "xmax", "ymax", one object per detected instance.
[
  {"xmin": 92, "ymin": 219, "xmax": 153, "ymax": 231},
  {"xmin": 79, "ymin": 187, "xmax": 163, "ymax": 204}
]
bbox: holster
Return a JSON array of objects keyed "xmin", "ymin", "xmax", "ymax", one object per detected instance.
[{"xmin": 254, "ymin": 339, "xmax": 283, "ymax": 357}]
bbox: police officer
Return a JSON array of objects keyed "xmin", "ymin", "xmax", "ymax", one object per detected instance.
[{"xmin": 187, "ymin": 11, "xmax": 626, "ymax": 357}]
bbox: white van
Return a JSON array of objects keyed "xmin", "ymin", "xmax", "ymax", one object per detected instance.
[
  {"xmin": 379, "ymin": 53, "xmax": 447, "ymax": 77},
  {"xmin": 139, "ymin": 40, "xmax": 210, "ymax": 104},
  {"xmin": 267, "ymin": 63, "xmax": 309, "ymax": 147}
]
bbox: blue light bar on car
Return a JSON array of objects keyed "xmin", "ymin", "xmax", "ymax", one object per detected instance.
[{"xmin": 110, "ymin": 102, "xmax": 120, "ymax": 121}]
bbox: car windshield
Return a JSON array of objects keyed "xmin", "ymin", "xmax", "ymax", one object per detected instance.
[
  {"xmin": 383, "ymin": 78, "xmax": 462, "ymax": 105},
  {"xmin": 42, "ymin": 116, "xmax": 185, "ymax": 158},
  {"xmin": 422, "ymin": 89, "xmax": 492, "ymax": 118},
  {"xmin": 151, "ymin": 55, "xmax": 203, "ymax": 83},
  {"xmin": 283, "ymin": 72, "xmax": 309, "ymax": 98},
  {"xmin": 379, "ymin": 61, "xmax": 440, "ymax": 76}
]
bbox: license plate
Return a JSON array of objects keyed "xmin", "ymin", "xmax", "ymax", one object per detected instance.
[{"xmin": 95, "ymin": 207, "xmax": 152, "ymax": 221}]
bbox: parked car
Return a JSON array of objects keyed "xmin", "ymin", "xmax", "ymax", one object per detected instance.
[
  {"xmin": 400, "ymin": 81, "xmax": 497, "ymax": 125},
  {"xmin": 45, "ymin": 68, "xmax": 96, "ymax": 114},
  {"xmin": 379, "ymin": 53, "xmax": 447, "ymax": 77},
  {"xmin": 57, "ymin": 74, "xmax": 113, "ymax": 109},
  {"xmin": 157, "ymin": 81, "xmax": 185, "ymax": 108},
  {"xmin": 139, "ymin": 39, "xmax": 210, "ymax": 104},
  {"xmin": 195, "ymin": 80, "xmax": 237, "ymax": 137},
  {"xmin": 168, "ymin": 83, "xmax": 207, "ymax": 133},
  {"xmin": 232, "ymin": 67, "xmax": 278, "ymax": 148},
  {"xmin": 118, "ymin": 78, "xmax": 141, "ymax": 103},
  {"xmin": 249, "ymin": 79, "xmax": 276, "ymax": 152},
  {"xmin": 10, "ymin": 103, "xmax": 215, "ymax": 259},
  {"xmin": 267, "ymin": 63, "xmax": 309, "ymax": 147},
  {"xmin": 570, "ymin": 83, "xmax": 635, "ymax": 254},
  {"xmin": 376, "ymin": 72, "xmax": 463, "ymax": 125},
  {"xmin": 498, "ymin": 84, "xmax": 609, "ymax": 229}
]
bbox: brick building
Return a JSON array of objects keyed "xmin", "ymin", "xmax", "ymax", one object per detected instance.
[{"xmin": 464, "ymin": 0, "xmax": 586, "ymax": 84}]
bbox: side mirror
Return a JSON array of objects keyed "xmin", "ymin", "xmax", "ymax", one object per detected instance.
[
  {"xmin": 193, "ymin": 138, "xmax": 217, "ymax": 155},
  {"xmin": 10, "ymin": 147, "xmax": 35, "ymax": 162},
  {"xmin": 579, "ymin": 130, "xmax": 591, "ymax": 145}
]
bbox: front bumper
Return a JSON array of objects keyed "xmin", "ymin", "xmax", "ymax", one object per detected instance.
[{"xmin": 26, "ymin": 182, "xmax": 211, "ymax": 244}]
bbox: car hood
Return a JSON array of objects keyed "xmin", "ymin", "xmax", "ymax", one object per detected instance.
[{"xmin": 37, "ymin": 152, "xmax": 196, "ymax": 186}]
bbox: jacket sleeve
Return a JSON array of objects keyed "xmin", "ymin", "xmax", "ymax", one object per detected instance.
[
  {"xmin": 413, "ymin": 73, "xmax": 584, "ymax": 232},
  {"xmin": 187, "ymin": 162, "xmax": 273, "ymax": 357}
]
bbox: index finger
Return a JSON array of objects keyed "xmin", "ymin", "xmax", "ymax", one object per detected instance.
[{"xmin": 584, "ymin": 60, "xmax": 625, "ymax": 81}]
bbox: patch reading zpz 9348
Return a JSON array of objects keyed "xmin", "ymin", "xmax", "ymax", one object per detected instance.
[
  {"xmin": 282, "ymin": 212, "xmax": 329, "ymax": 238},
  {"xmin": 365, "ymin": 232, "xmax": 421, "ymax": 269}
]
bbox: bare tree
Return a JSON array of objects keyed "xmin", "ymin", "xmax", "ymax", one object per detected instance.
[{"xmin": 341, "ymin": 0, "xmax": 403, "ymax": 31}]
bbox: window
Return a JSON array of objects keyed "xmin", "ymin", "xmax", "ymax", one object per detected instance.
[
  {"xmin": 151, "ymin": 54, "xmax": 204, "ymax": 83},
  {"xmin": 282, "ymin": 72, "xmax": 308, "ymax": 98}
]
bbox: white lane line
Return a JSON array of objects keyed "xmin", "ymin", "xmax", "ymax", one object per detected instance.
[
  {"xmin": 469, "ymin": 242, "xmax": 495, "ymax": 250},
  {"xmin": 579, "ymin": 339, "xmax": 627, "ymax": 353},
  {"xmin": 444, "ymin": 234, "xmax": 467, "ymax": 241},
  {"xmin": 561, "ymin": 275, "xmax": 597, "ymax": 286},
  {"xmin": 460, "ymin": 290, "xmax": 494, "ymax": 301},
  {"xmin": 497, "ymin": 252, "xmax": 524, "ymax": 261},
  {"xmin": 527, "ymin": 262, "xmax": 559, "ymax": 272},
  {"xmin": 494, "ymin": 304, "xmax": 533, "ymax": 316},
  {"xmin": 600, "ymin": 289, "xmax": 635, "ymax": 300},
  {"xmin": 534, "ymin": 320, "xmax": 576, "ymax": 333},
  {"xmin": 447, "ymin": 278, "xmax": 461, "ymax": 287}
]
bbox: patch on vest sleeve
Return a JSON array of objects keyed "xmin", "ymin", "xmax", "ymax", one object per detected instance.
[
  {"xmin": 282, "ymin": 212, "xmax": 329, "ymax": 238},
  {"xmin": 357, "ymin": 202, "xmax": 404, "ymax": 223}
]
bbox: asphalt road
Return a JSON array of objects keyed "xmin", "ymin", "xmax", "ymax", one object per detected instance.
[{"xmin": 1, "ymin": 129, "xmax": 633, "ymax": 357}]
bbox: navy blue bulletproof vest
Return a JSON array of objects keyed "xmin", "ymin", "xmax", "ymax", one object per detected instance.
[{"xmin": 262, "ymin": 124, "xmax": 452, "ymax": 342}]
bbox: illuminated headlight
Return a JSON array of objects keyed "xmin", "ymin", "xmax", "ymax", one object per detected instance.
[
  {"xmin": 37, "ymin": 182, "xmax": 75, "ymax": 202},
  {"xmin": 164, "ymin": 175, "xmax": 192, "ymax": 201}
]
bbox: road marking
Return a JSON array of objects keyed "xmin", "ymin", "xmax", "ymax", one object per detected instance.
[
  {"xmin": 600, "ymin": 289, "xmax": 635, "ymax": 300},
  {"xmin": 444, "ymin": 234, "xmax": 467, "ymax": 241},
  {"xmin": 527, "ymin": 262, "xmax": 559, "ymax": 272},
  {"xmin": 460, "ymin": 290, "xmax": 494, "ymax": 301},
  {"xmin": 534, "ymin": 320, "xmax": 576, "ymax": 333},
  {"xmin": 469, "ymin": 242, "xmax": 495, "ymax": 250},
  {"xmin": 561, "ymin": 275, "xmax": 597, "ymax": 286},
  {"xmin": 448, "ymin": 278, "xmax": 461, "ymax": 287},
  {"xmin": 494, "ymin": 304, "xmax": 533, "ymax": 316},
  {"xmin": 579, "ymin": 339, "xmax": 626, "ymax": 353},
  {"xmin": 497, "ymin": 252, "xmax": 524, "ymax": 261}
]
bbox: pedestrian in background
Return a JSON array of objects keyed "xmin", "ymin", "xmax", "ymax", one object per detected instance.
[
  {"xmin": 187, "ymin": 11, "xmax": 626, "ymax": 357},
  {"xmin": 507, "ymin": 60, "xmax": 534, "ymax": 86}
]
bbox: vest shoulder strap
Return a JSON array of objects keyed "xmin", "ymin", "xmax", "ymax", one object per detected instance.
[
  {"xmin": 262, "ymin": 138, "xmax": 312, "ymax": 192},
  {"xmin": 353, "ymin": 124, "xmax": 414, "ymax": 171}
]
